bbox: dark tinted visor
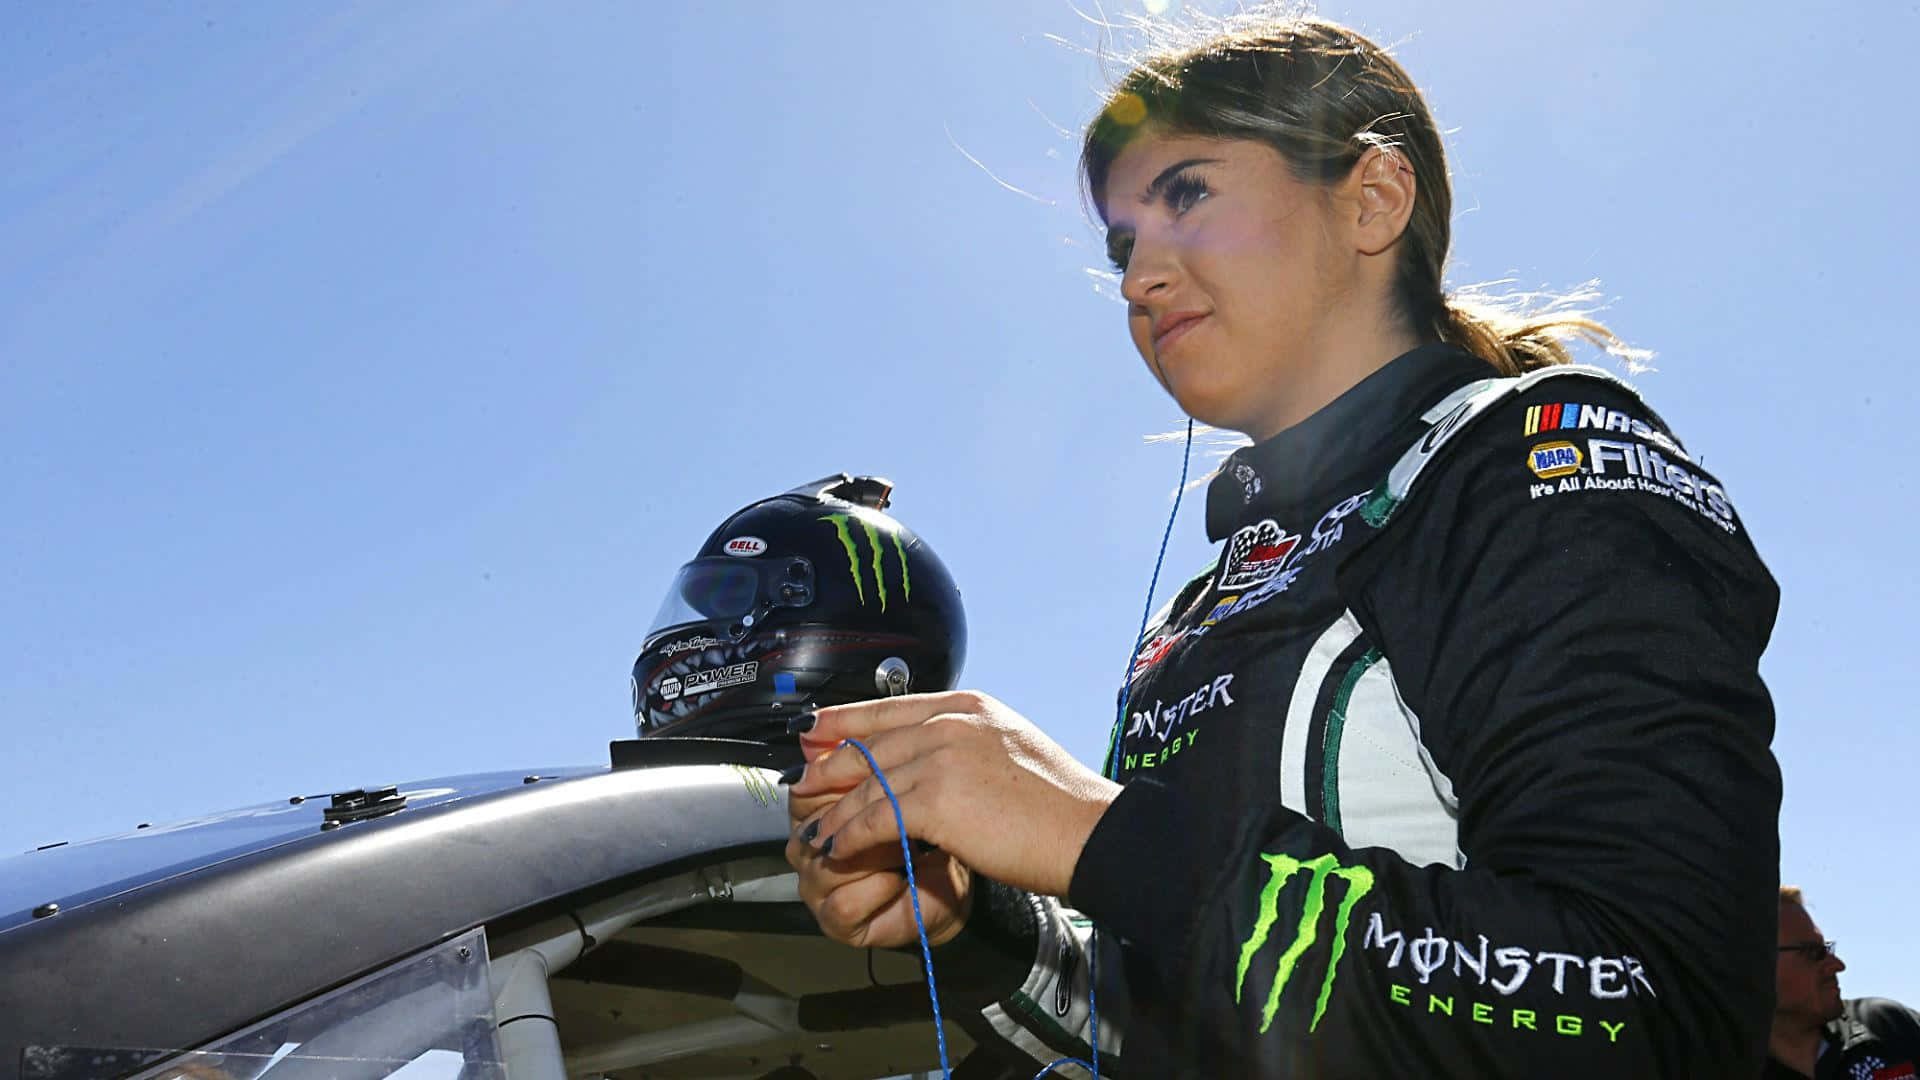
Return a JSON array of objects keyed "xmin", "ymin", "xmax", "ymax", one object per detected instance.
[{"xmin": 646, "ymin": 556, "xmax": 814, "ymax": 639}]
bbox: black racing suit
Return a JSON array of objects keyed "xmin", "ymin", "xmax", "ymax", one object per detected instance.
[{"xmin": 947, "ymin": 344, "xmax": 1782, "ymax": 1077}]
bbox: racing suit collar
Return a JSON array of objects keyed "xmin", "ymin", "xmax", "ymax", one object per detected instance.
[{"xmin": 1204, "ymin": 343, "xmax": 1492, "ymax": 541}]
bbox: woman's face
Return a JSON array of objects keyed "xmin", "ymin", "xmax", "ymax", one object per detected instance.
[{"xmin": 1100, "ymin": 133, "xmax": 1366, "ymax": 441}]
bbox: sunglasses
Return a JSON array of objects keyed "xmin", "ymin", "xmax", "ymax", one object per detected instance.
[{"xmin": 1777, "ymin": 940, "xmax": 1838, "ymax": 963}]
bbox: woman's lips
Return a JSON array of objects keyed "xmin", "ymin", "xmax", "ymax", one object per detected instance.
[{"xmin": 1154, "ymin": 312, "xmax": 1208, "ymax": 352}]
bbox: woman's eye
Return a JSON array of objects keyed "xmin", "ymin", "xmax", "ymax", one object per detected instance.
[
  {"xmin": 1164, "ymin": 173, "xmax": 1210, "ymax": 215},
  {"xmin": 1106, "ymin": 233, "xmax": 1134, "ymax": 272}
]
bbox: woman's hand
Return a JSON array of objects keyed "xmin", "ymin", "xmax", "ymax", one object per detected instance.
[
  {"xmin": 781, "ymin": 813, "xmax": 974, "ymax": 949},
  {"xmin": 785, "ymin": 690, "xmax": 1120, "ymax": 914}
]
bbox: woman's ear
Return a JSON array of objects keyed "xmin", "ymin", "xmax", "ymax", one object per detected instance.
[{"xmin": 1347, "ymin": 145, "xmax": 1417, "ymax": 256}]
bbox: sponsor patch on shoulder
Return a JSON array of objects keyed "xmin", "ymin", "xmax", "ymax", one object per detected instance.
[
  {"xmin": 1524, "ymin": 436, "xmax": 1740, "ymax": 534},
  {"xmin": 1523, "ymin": 401, "xmax": 1689, "ymax": 458}
]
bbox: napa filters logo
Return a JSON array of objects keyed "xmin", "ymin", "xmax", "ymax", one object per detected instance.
[
  {"xmin": 1528, "ymin": 441, "xmax": 1584, "ymax": 479},
  {"xmin": 1236, "ymin": 852, "xmax": 1375, "ymax": 1034},
  {"xmin": 1525, "ymin": 436, "xmax": 1739, "ymax": 533},
  {"xmin": 819, "ymin": 514, "xmax": 912, "ymax": 610}
]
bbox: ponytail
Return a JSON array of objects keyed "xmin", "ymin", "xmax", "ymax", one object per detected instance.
[{"xmin": 1432, "ymin": 284, "xmax": 1652, "ymax": 376}]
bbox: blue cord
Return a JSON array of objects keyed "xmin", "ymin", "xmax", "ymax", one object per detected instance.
[
  {"xmin": 840, "ymin": 736, "xmax": 952, "ymax": 1079},
  {"xmin": 844, "ymin": 419, "xmax": 1196, "ymax": 1080},
  {"xmin": 1112, "ymin": 417, "xmax": 1197, "ymax": 774},
  {"xmin": 1029, "ymin": 417, "xmax": 1197, "ymax": 1080}
]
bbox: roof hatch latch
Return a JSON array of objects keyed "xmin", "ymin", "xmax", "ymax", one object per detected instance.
[{"xmin": 322, "ymin": 785, "xmax": 407, "ymax": 829}]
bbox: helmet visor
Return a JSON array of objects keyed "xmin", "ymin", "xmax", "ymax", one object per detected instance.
[{"xmin": 647, "ymin": 556, "xmax": 814, "ymax": 639}]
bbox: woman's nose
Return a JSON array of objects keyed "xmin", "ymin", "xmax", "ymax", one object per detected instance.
[{"xmin": 1120, "ymin": 243, "xmax": 1177, "ymax": 305}]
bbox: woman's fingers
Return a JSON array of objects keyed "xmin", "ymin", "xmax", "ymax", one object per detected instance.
[
  {"xmin": 790, "ymin": 826, "xmax": 905, "ymax": 894},
  {"xmin": 853, "ymin": 847, "xmax": 970, "ymax": 946},
  {"xmin": 812, "ymin": 761, "xmax": 959, "ymax": 867},
  {"xmin": 788, "ymin": 716, "xmax": 922, "ymax": 795},
  {"xmin": 798, "ymin": 691, "xmax": 984, "ymax": 748},
  {"xmin": 786, "ymin": 807, "xmax": 971, "ymax": 949},
  {"xmin": 786, "ymin": 809, "xmax": 902, "ymax": 944},
  {"xmin": 793, "ymin": 729, "xmax": 956, "ymax": 859},
  {"xmin": 789, "ymin": 687, "xmax": 1120, "ymax": 900},
  {"xmin": 788, "ymin": 694, "xmax": 973, "ymax": 781},
  {"xmin": 834, "ymin": 852, "xmax": 972, "ymax": 948},
  {"xmin": 786, "ymin": 787, "xmax": 840, "ymax": 829}
]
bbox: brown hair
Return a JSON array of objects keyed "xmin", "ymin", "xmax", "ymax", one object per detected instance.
[
  {"xmin": 1080, "ymin": 11, "xmax": 1646, "ymax": 375},
  {"xmin": 1781, "ymin": 885, "xmax": 1806, "ymax": 907}
]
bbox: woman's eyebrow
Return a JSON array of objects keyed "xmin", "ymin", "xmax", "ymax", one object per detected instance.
[{"xmin": 1138, "ymin": 158, "xmax": 1222, "ymax": 204}]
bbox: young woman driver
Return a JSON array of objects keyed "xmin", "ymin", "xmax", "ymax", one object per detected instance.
[{"xmin": 785, "ymin": 14, "xmax": 1781, "ymax": 1077}]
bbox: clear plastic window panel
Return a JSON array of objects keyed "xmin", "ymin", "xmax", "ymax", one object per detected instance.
[{"xmin": 23, "ymin": 927, "xmax": 503, "ymax": 1080}]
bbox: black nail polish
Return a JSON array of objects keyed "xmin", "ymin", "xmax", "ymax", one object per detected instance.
[
  {"xmin": 821, "ymin": 834, "xmax": 835, "ymax": 857},
  {"xmin": 786, "ymin": 709, "xmax": 817, "ymax": 735},
  {"xmin": 801, "ymin": 820, "xmax": 820, "ymax": 845},
  {"xmin": 777, "ymin": 763, "xmax": 806, "ymax": 785}
]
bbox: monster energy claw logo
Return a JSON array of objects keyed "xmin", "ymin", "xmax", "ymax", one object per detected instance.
[
  {"xmin": 819, "ymin": 513, "xmax": 912, "ymax": 610},
  {"xmin": 732, "ymin": 764, "xmax": 777, "ymax": 806},
  {"xmin": 1235, "ymin": 852, "xmax": 1375, "ymax": 1034}
]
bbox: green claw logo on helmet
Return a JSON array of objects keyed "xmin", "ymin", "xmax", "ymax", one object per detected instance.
[{"xmin": 819, "ymin": 513, "xmax": 912, "ymax": 611}]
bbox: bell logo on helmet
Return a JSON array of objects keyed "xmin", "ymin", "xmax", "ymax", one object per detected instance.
[
  {"xmin": 724, "ymin": 536, "xmax": 769, "ymax": 557},
  {"xmin": 819, "ymin": 514, "xmax": 912, "ymax": 611}
]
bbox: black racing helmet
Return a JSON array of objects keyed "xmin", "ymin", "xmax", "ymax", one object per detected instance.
[{"xmin": 632, "ymin": 474, "xmax": 967, "ymax": 741}]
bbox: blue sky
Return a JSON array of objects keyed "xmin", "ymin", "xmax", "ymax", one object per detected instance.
[{"xmin": 4, "ymin": 0, "xmax": 1915, "ymax": 1007}]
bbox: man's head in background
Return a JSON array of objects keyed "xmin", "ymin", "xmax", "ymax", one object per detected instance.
[{"xmin": 1777, "ymin": 885, "xmax": 1847, "ymax": 1028}]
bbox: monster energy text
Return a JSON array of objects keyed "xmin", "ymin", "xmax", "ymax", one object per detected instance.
[
  {"xmin": 819, "ymin": 513, "xmax": 912, "ymax": 611},
  {"xmin": 1235, "ymin": 852, "xmax": 1375, "ymax": 1034},
  {"xmin": 1361, "ymin": 912, "xmax": 1656, "ymax": 1000},
  {"xmin": 1384, "ymin": 984, "xmax": 1631, "ymax": 1044}
]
